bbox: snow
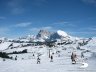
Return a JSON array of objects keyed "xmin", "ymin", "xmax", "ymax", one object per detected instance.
[
  {"xmin": 20, "ymin": 39, "xmax": 29, "ymax": 42},
  {"xmin": 0, "ymin": 42, "xmax": 12, "ymax": 51},
  {"xmin": 57, "ymin": 30, "xmax": 68, "ymax": 37},
  {"xmin": 79, "ymin": 62, "xmax": 88, "ymax": 69},
  {"xmin": 34, "ymin": 38, "xmax": 45, "ymax": 42},
  {"xmin": 0, "ymin": 45, "xmax": 96, "ymax": 72},
  {"xmin": 69, "ymin": 36, "xmax": 79, "ymax": 41},
  {"xmin": 0, "ymin": 31, "xmax": 96, "ymax": 72},
  {"xmin": 12, "ymin": 43, "xmax": 20, "ymax": 47},
  {"xmin": 80, "ymin": 37, "xmax": 96, "ymax": 52},
  {"xmin": 0, "ymin": 37, "xmax": 7, "ymax": 41}
]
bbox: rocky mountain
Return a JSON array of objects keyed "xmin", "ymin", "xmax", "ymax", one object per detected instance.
[
  {"xmin": 0, "ymin": 30, "xmax": 92, "ymax": 46},
  {"xmin": 36, "ymin": 30, "xmax": 51, "ymax": 40},
  {"xmin": 0, "ymin": 29, "xmax": 95, "ymax": 52}
]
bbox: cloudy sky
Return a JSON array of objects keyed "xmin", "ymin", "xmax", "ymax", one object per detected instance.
[{"xmin": 0, "ymin": 0, "xmax": 96, "ymax": 38}]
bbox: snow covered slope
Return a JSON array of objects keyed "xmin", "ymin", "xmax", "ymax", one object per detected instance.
[
  {"xmin": 80, "ymin": 37, "xmax": 96, "ymax": 52},
  {"xmin": 0, "ymin": 42, "xmax": 12, "ymax": 51}
]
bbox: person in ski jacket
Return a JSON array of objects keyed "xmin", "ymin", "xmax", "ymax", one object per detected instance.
[
  {"xmin": 71, "ymin": 52, "xmax": 77, "ymax": 64},
  {"xmin": 37, "ymin": 57, "xmax": 40, "ymax": 64},
  {"xmin": 50, "ymin": 55, "xmax": 53, "ymax": 62}
]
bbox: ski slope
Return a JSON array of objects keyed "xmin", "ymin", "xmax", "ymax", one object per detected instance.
[{"xmin": 0, "ymin": 47, "xmax": 96, "ymax": 72}]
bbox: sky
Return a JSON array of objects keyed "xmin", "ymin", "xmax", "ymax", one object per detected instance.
[{"xmin": 0, "ymin": 0, "xmax": 96, "ymax": 38}]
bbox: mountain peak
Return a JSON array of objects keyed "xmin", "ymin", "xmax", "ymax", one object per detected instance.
[{"xmin": 36, "ymin": 29, "xmax": 51, "ymax": 39}]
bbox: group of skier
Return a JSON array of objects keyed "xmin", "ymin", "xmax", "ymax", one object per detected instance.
[
  {"xmin": 36, "ymin": 50, "xmax": 85, "ymax": 64},
  {"xmin": 36, "ymin": 54, "xmax": 54, "ymax": 64},
  {"xmin": 71, "ymin": 51, "xmax": 85, "ymax": 64}
]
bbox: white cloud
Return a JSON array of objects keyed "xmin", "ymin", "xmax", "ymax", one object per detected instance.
[
  {"xmin": 81, "ymin": 26, "xmax": 96, "ymax": 31},
  {"xmin": 0, "ymin": 17, "xmax": 6, "ymax": 20},
  {"xmin": 0, "ymin": 27, "xmax": 10, "ymax": 37},
  {"xmin": 15, "ymin": 22, "xmax": 32, "ymax": 27},
  {"xmin": 54, "ymin": 21, "xmax": 64, "ymax": 24},
  {"xmin": 70, "ymin": 31, "xmax": 96, "ymax": 34},
  {"xmin": 11, "ymin": 7, "xmax": 24, "ymax": 14},
  {"xmin": 29, "ymin": 26, "xmax": 54, "ymax": 32},
  {"xmin": 41, "ymin": 26, "xmax": 52, "ymax": 30},
  {"xmin": 53, "ymin": 21, "xmax": 76, "ymax": 27},
  {"xmin": 87, "ymin": 27, "xmax": 96, "ymax": 31},
  {"xmin": 69, "ymin": 31, "xmax": 96, "ymax": 37},
  {"xmin": 7, "ymin": 0, "xmax": 47, "ymax": 14},
  {"xmin": 0, "ymin": 27, "xmax": 9, "ymax": 32},
  {"xmin": 29, "ymin": 28, "xmax": 40, "ymax": 32},
  {"xmin": 82, "ymin": 0, "xmax": 96, "ymax": 4},
  {"xmin": 7, "ymin": 0, "xmax": 25, "ymax": 14}
]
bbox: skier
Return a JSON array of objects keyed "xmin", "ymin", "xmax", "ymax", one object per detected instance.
[
  {"xmin": 81, "ymin": 52, "xmax": 84, "ymax": 58},
  {"xmin": 33, "ymin": 54, "xmax": 34, "ymax": 57},
  {"xmin": 37, "ymin": 57, "xmax": 40, "ymax": 64},
  {"xmin": 50, "ymin": 55, "xmax": 53, "ymax": 62},
  {"xmin": 32, "ymin": 53, "xmax": 35, "ymax": 59},
  {"xmin": 15, "ymin": 55, "xmax": 17, "ymax": 60},
  {"xmin": 71, "ymin": 52, "xmax": 77, "ymax": 64}
]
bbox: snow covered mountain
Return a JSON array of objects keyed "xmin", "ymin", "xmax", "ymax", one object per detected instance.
[
  {"xmin": 36, "ymin": 30, "xmax": 51, "ymax": 40},
  {"xmin": 49, "ymin": 30, "xmax": 69, "ymax": 40},
  {"xmin": 0, "ymin": 29, "xmax": 94, "ymax": 52},
  {"xmin": 3, "ymin": 30, "xmax": 88, "ymax": 44}
]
